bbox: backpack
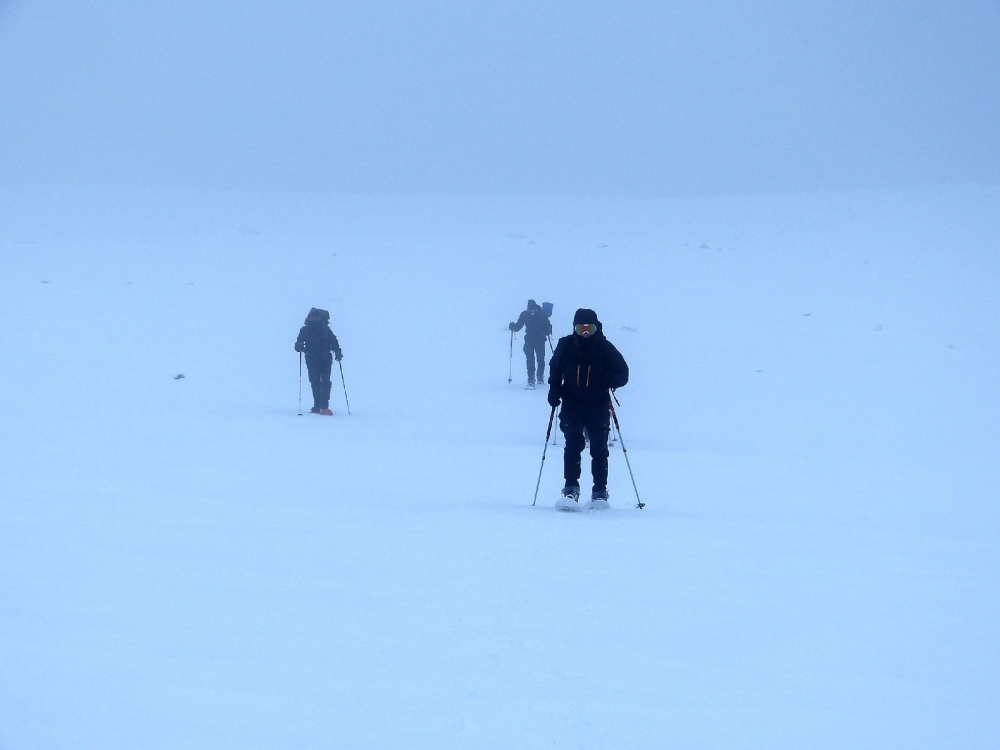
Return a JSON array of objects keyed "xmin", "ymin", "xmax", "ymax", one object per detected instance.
[{"xmin": 307, "ymin": 307, "xmax": 331, "ymax": 324}]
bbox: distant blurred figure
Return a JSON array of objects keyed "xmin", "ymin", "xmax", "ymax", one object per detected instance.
[
  {"xmin": 508, "ymin": 299, "xmax": 552, "ymax": 388},
  {"xmin": 548, "ymin": 308, "xmax": 629, "ymax": 510},
  {"xmin": 294, "ymin": 308, "xmax": 343, "ymax": 415}
]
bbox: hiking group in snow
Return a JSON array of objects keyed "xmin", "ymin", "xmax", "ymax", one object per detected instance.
[{"xmin": 294, "ymin": 300, "xmax": 636, "ymax": 511}]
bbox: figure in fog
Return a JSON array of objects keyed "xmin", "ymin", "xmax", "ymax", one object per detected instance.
[
  {"xmin": 547, "ymin": 308, "xmax": 629, "ymax": 510},
  {"xmin": 509, "ymin": 299, "xmax": 552, "ymax": 388},
  {"xmin": 294, "ymin": 307, "xmax": 343, "ymax": 415}
]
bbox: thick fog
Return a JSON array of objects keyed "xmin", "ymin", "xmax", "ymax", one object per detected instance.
[{"xmin": 2, "ymin": 1, "xmax": 999, "ymax": 197}]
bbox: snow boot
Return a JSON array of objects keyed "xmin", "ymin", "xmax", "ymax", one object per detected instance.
[
  {"xmin": 309, "ymin": 406, "xmax": 322, "ymax": 414},
  {"xmin": 320, "ymin": 408, "xmax": 334, "ymax": 416},
  {"xmin": 585, "ymin": 489, "xmax": 610, "ymax": 510},
  {"xmin": 556, "ymin": 485, "xmax": 581, "ymax": 512}
]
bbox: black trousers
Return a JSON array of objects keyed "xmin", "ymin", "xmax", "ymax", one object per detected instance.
[
  {"xmin": 559, "ymin": 398, "xmax": 611, "ymax": 491},
  {"xmin": 305, "ymin": 352, "xmax": 333, "ymax": 409},
  {"xmin": 524, "ymin": 340, "xmax": 546, "ymax": 383}
]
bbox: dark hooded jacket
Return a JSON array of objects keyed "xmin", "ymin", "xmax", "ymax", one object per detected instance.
[
  {"xmin": 548, "ymin": 308, "xmax": 628, "ymax": 403},
  {"xmin": 509, "ymin": 299, "xmax": 552, "ymax": 345},
  {"xmin": 295, "ymin": 308, "xmax": 342, "ymax": 359}
]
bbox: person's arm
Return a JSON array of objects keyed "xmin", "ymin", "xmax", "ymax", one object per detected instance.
[
  {"xmin": 509, "ymin": 311, "xmax": 528, "ymax": 333},
  {"xmin": 547, "ymin": 340, "xmax": 565, "ymax": 405},
  {"xmin": 604, "ymin": 342, "xmax": 629, "ymax": 389}
]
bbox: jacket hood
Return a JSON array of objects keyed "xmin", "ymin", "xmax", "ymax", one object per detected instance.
[
  {"xmin": 305, "ymin": 307, "xmax": 330, "ymax": 325},
  {"xmin": 572, "ymin": 308, "xmax": 604, "ymax": 339}
]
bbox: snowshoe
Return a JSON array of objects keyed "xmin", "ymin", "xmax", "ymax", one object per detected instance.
[
  {"xmin": 555, "ymin": 485, "xmax": 581, "ymax": 512},
  {"xmin": 585, "ymin": 489, "xmax": 610, "ymax": 511}
]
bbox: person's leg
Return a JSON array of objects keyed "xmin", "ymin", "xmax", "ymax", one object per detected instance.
[
  {"xmin": 522, "ymin": 341, "xmax": 534, "ymax": 384},
  {"xmin": 319, "ymin": 354, "xmax": 333, "ymax": 409},
  {"xmin": 559, "ymin": 403, "xmax": 585, "ymax": 489},
  {"xmin": 305, "ymin": 354, "xmax": 323, "ymax": 411},
  {"xmin": 584, "ymin": 404, "xmax": 612, "ymax": 491},
  {"xmin": 534, "ymin": 341, "xmax": 546, "ymax": 383}
]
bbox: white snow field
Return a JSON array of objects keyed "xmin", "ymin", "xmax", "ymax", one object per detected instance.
[{"xmin": 1, "ymin": 184, "xmax": 998, "ymax": 749}]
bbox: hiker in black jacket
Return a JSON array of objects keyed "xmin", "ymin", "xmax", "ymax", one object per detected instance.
[
  {"xmin": 294, "ymin": 307, "xmax": 343, "ymax": 415},
  {"xmin": 509, "ymin": 299, "xmax": 552, "ymax": 387},
  {"xmin": 547, "ymin": 308, "xmax": 629, "ymax": 509}
]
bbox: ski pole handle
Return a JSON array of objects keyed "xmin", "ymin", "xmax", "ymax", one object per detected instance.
[{"xmin": 544, "ymin": 403, "xmax": 556, "ymax": 442}]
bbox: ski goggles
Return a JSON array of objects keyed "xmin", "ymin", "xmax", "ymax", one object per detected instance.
[{"xmin": 574, "ymin": 323, "xmax": 597, "ymax": 337}]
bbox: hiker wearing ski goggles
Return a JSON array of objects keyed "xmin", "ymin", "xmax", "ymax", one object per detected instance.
[{"xmin": 547, "ymin": 308, "xmax": 629, "ymax": 510}]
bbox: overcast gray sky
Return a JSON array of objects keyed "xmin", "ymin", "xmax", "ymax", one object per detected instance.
[{"xmin": 2, "ymin": 1, "xmax": 999, "ymax": 197}]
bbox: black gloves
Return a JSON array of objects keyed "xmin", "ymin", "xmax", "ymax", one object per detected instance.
[
  {"xmin": 335, "ymin": 352, "xmax": 343, "ymax": 361},
  {"xmin": 547, "ymin": 388, "xmax": 561, "ymax": 408},
  {"xmin": 294, "ymin": 342, "xmax": 304, "ymax": 353},
  {"xmin": 508, "ymin": 322, "xmax": 516, "ymax": 331}
]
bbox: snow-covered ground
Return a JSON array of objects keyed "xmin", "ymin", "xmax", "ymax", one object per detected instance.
[{"xmin": 1, "ymin": 184, "xmax": 998, "ymax": 748}]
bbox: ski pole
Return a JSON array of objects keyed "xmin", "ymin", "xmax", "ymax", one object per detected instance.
[
  {"xmin": 338, "ymin": 359, "xmax": 351, "ymax": 415},
  {"xmin": 297, "ymin": 352, "xmax": 303, "ymax": 416},
  {"xmin": 508, "ymin": 330, "xmax": 514, "ymax": 383},
  {"xmin": 546, "ymin": 397, "xmax": 559, "ymax": 446},
  {"xmin": 609, "ymin": 397, "xmax": 644, "ymax": 510},
  {"xmin": 548, "ymin": 383, "xmax": 559, "ymax": 446},
  {"xmin": 547, "ymin": 334, "xmax": 554, "ymax": 354},
  {"xmin": 532, "ymin": 405, "xmax": 557, "ymax": 506}
]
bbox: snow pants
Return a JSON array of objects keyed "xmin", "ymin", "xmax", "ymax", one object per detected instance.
[
  {"xmin": 305, "ymin": 352, "xmax": 333, "ymax": 409},
  {"xmin": 524, "ymin": 339, "xmax": 546, "ymax": 384},
  {"xmin": 559, "ymin": 398, "xmax": 611, "ymax": 491}
]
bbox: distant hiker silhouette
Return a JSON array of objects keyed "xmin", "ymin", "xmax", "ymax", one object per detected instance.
[
  {"xmin": 509, "ymin": 299, "xmax": 552, "ymax": 388},
  {"xmin": 294, "ymin": 308, "xmax": 343, "ymax": 415}
]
